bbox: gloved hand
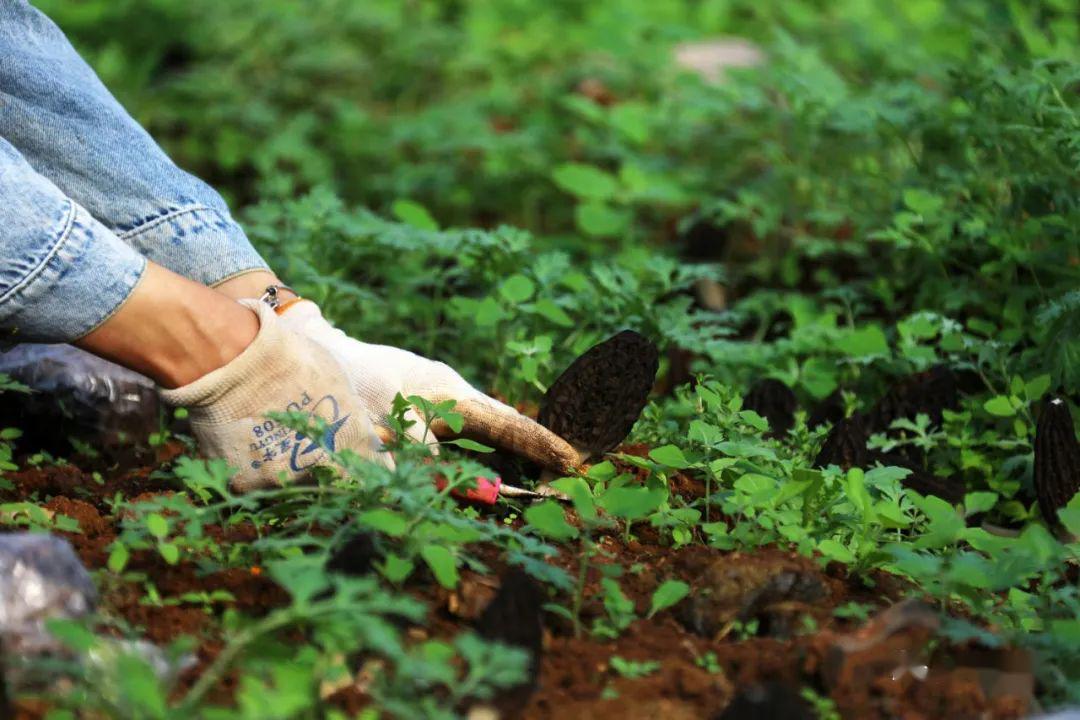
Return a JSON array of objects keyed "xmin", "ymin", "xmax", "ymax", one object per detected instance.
[
  {"xmin": 276, "ymin": 300, "xmax": 582, "ymax": 472},
  {"xmin": 161, "ymin": 300, "xmax": 388, "ymax": 492}
]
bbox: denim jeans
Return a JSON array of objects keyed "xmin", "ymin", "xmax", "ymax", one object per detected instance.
[{"xmin": 0, "ymin": 0, "xmax": 269, "ymax": 342}]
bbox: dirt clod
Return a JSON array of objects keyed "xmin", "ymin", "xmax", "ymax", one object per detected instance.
[
  {"xmin": 447, "ymin": 572, "xmax": 500, "ymax": 620},
  {"xmin": 714, "ymin": 682, "xmax": 814, "ymax": 720},
  {"xmin": 676, "ymin": 551, "xmax": 830, "ymax": 640},
  {"xmin": 819, "ymin": 599, "xmax": 939, "ymax": 691}
]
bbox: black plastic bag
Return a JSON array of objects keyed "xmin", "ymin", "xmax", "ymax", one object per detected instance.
[{"xmin": 0, "ymin": 344, "xmax": 161, "ymax": 460}]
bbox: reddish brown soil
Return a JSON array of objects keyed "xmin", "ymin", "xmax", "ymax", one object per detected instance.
[{"xmin": 3, "ymin": 448, "xmax": 1032, "ymax": 720}]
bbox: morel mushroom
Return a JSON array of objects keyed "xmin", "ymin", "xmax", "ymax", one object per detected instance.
[
  {"xmin": 813, "ymin": 413, "xmax": 869, "ymax": 471},
  {"xmin": 867, "ymin": 365, "xmax": 959, "ymax": 435},
  {"xmin": 813, "ymin": 412, "xmax": 963, "ymax": 503},
  {"xmin": 538, "ymin": 330, "xmax": 659, "ymax": 462},
  {"xmin": 743, "ymin": 378, "xmax": 798, "ymax": 438},
  {"xmin": 475, "ymin": 567, "xmax": 545, "ymax": 710},
  {"xmin": 1033, "ymin": 397, "xmax": 1080, "ymax": 527}
]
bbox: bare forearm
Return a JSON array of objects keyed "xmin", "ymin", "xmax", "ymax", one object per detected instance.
[{"xmin": 75, "ymin": 262, "xmax": 258, "ymax": 388}]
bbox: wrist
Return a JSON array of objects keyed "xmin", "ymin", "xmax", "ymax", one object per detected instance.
[
  {"xmin": 214, "ymin": 270, "xmax": 297, "ymax": 305},
  {"xmin": 76, "ymin": 263, "xmax": 259, "ymax": 389}
]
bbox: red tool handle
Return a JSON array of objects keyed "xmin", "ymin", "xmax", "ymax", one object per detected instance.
[{"xmin": 435, "ymin": 475, "xmax": 502, "ymax": 505}]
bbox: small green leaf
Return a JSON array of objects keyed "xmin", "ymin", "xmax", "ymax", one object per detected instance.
[
  {"xmin": 575, "ymin": 202, "xmax": 630, "ymax": 237},
  {"xmin": 420, "ymin": 545, "xmax": 459, "ymax": 589},
  {"xmin": 470, "ymin": 296, "xmax": 508, "ymax": 327},
  {"xmin": 648, "ymin": 580, "xmax": 690, "ymax": 618},
  {"xmin": 586, "ymin": 461, "xmax": 617, "ymax": 481},
  {"xmin": 738, "ymin": 410, "xmax": 770, "ymax": 432},
  {"xmin": 550, "ymin": 477, "xmax": 597, "ymax": 523},
  {"xmin": 1024, "ymin": 374, "xmax": 1052, "ymax": 400},
  {"xmin": 524, "ymin": 500, "xmax": 579, "ymax": 540},
  {"xmin": 158, "ymin": 542, "xmax": 180, "ymax": 565},
  {"xmin": 902, "ymin": 188, "xmax": 945, "ymax": 217},
  {"xmin": 378, "ymin": 553, "xmax": 415, "ymax": 584},
  {"xmin": 913, "ymin": 495, "xmax": 964, "ymax": 549},
  {"xmin": 358, "ymin": 508, "xmax": 409, "ymax": 537},
  {"xmin": 898, "ymin": 313, "xmax": 940, "ymax": 340},
  {"xmin": 391, "ymin": 199, "xmax": 439, "ymax": 231},
  {"xmin": 962, "ymin": 492, "xmax": 999, "ymax": 517},
  {"xmin": 609, "ymin": 103, "xmax": 651, "ymax": 144},
  {"xmin": 46, "ymin": 618, "xmax": 98, "ymax": 653},
  {"xmin": 146, "ymin": 513, "xmax": 169, "ymax": 539},
  {"xmin": 533, "ymin": 298, "xmax": 574, "ymax": 327},
  {"xmin": 845, "ymin": 467, "xmax": 874, "ymax": 521},
  {"xmin": 598, "ymin": 486, "xmax": 666, "ymax": 520},
  {"xmin": 268, "ymin": 558, "xmax": 330, "ymax": 604},
  {"xmin": 801, "ymin": 357, "xmax": 839, "ymax": 400},
  {"xmin": 543, "ymin": 603, "xmax": 575, "ymax": 622},
  {"xmin": 107, "ymin": 542, "xmax": 130, "ymax": 574},
  {"xmin": 837, "ymin": 325, "xmax": 889, "ymax": 357},
  {"xmin": 442, "ymin": 438, "xmax": 495, "ymax": 453},
  {"xmin": 648, "ymin": 444, "xmax": 690, "ymax": 468},
  {"xmin": 1057, "ymin": 506, "xmax": 1080, "ymax": 539},
  {"xmin": 984, "ymin": 396, "xmax": 1016, "ymax": 417},
  {"xmin": 552, "ymin": 163, "xmax": 620, "ymax": 201},
  {"xmin": 499, "ymin": 274, "xmax": 536, "ymax": 303},
  {"xmin": 818, "ymin": 539, "xmax": 855, "ymax": 564}
]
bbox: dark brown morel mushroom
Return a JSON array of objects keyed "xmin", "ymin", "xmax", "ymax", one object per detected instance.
[
  {"xmin": 872, "ymin": 451, "xmax": 965, "ymax": 504},
  {"xmin": 743, "ymin": 378, "xmax": 797, "ymax": 438},
  {"xmin": 538, "ymin": 330, "xmax": 659, "ymax": 460},
  {"xmin": 808, "ymin": 389, "xmax": 845, "ymax": 429},
  {"xmin": 867, "ymin": 365, "xmax": 959, "ymax": 434},
  {"xmin": 1033, "ymin": 397, "xmax": 1080, "ymax": 527},
  {"xmin": 475, "ymin": 567, "xmax": 545, "ymax": 710},
  {"xmin": 811, "ymin": 412, "xmax": 963, "ymax": 502},
  {"xmin": 813, "ymin": 413, "xmax": 869, "ymax": 471},
  {"xmin": 326, "ymin": 531, "xmax": 379, "ymax": 577},
  {"xmin": 476, "ymin": 330, "xmax": 659, "ymax": 483}
]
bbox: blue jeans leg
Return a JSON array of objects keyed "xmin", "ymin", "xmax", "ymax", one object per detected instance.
[
  {"xmin": 0, "ymin": 0, "xmax": 270, "ymax": 288},
  {"xmin": 0, "ymin": 138, "xmax": 146, "ymax": 343}
]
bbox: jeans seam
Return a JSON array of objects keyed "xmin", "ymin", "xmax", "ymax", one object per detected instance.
[
  {"xmin": 0, "ymin": 197, "xmax": 75, "ymax": 307},
  {"xmin": 210, "ymin": 266, "xmax": 271, "ymax": 288},
  {"xmin": 118, "ymin": 204, "xmax": 224, "ymax": 241}
]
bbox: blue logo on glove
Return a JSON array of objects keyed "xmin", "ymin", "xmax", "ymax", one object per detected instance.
[{"xmin": 289, "ymin": 394, "xmax": 350, "ymax": 472}]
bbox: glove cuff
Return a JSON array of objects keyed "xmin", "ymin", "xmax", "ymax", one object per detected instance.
[{"xmin": 160, "ymin": 300, "xmax": 290, "ymax": 422}]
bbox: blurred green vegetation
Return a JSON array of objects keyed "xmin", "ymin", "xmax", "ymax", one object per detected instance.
[
  {"xmin": 41, "ymin": 0, "xmax": 1078, "ymax": 226},
  {"xmin": 40, "ymin": 0, "xmax": 1078, "ymax": 388}
]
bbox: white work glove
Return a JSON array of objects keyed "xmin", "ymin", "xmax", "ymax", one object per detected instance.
[
  {"xmin": 276, "ymin": 299, "xmax": 581, "ymax": 472},
  {"xmin": 161, "ymin": 300, "xmax": 388, "ymax": 492}
]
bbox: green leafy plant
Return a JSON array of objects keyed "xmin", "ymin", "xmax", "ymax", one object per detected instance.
[{"xmin": 609, "ymin": 656, "xmax": 661, "ymax": 679}]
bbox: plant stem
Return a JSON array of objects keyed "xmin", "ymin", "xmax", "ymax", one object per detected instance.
[
  {"xmin": 705, "ymin": 469, "xmax": 713, "ymax": 523},
  {"xmin": 571, "ymin": 536, "xmax": 592, "ymax": 639},
  {"xmin": 177, "ymin": 603, "xmax": 339, "ymax": 711}
]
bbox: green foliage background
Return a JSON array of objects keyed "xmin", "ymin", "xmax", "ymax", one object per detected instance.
[{"xmin": 37, "ymin": 0, "xmax": 1080, "ymax": 395}]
